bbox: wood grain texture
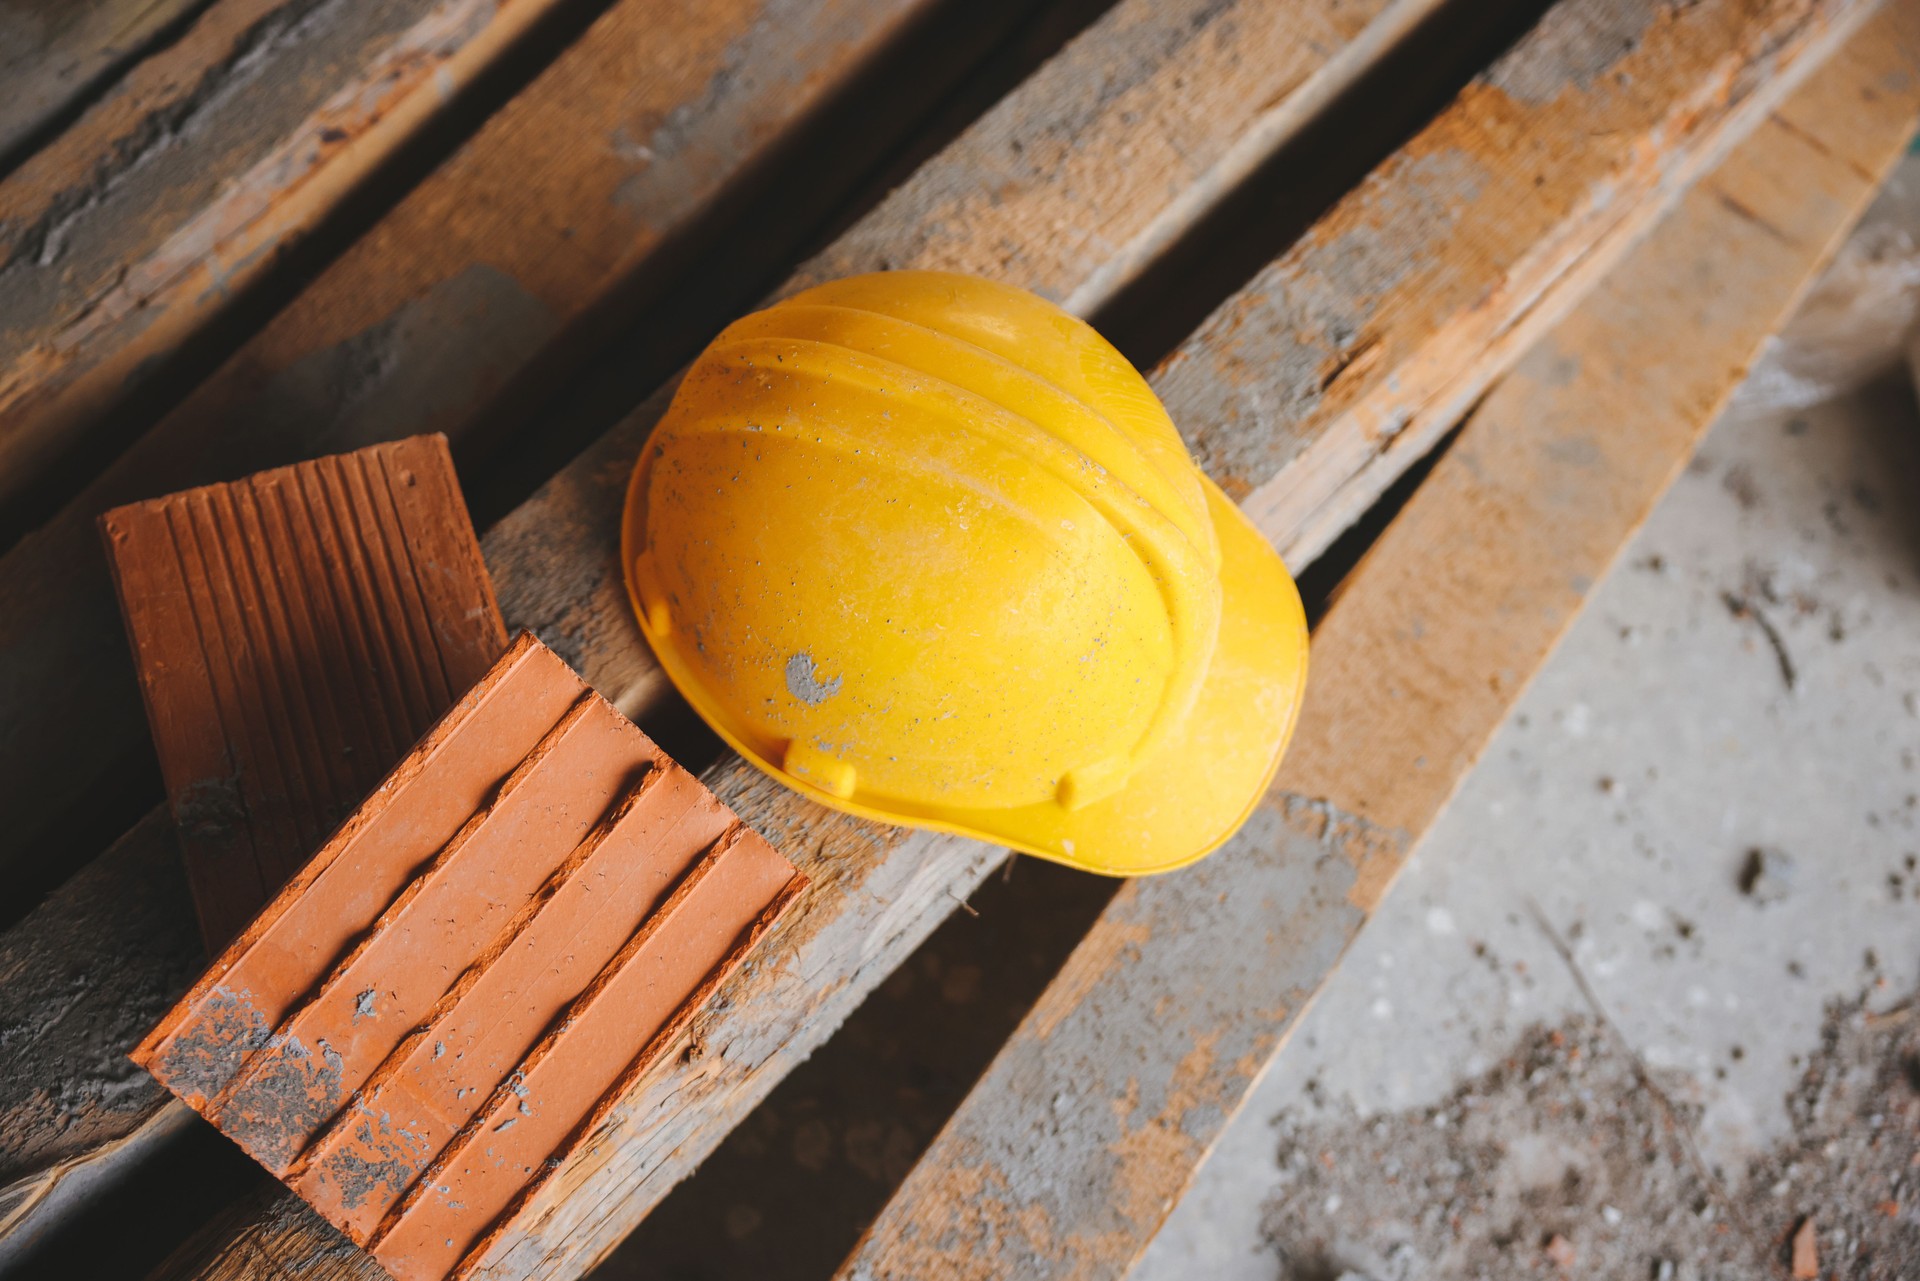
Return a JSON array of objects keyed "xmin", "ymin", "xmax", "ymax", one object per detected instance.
[
  {"xmin": 1161, "ymin": 0, "xmax": 1878, "ymax": 569},
  {"xmin": 489, "ymin": 0, "xmax": 1870, "ymax": 742},
  {"xmin": 0, "ymin": 814, "xmax": 200, "ymax": 1272},
  {"xmin": 0, "ymin": 0, "xmax": 948, "ymax": 913},
  {"xmin": 0, "ymin": 0, "xmax": 210, "ymax": 164},
  {"xmin": 102, "ymin": 436, "xmax": 507, "ymax": 949},
  {"xmin": 0, "ymin": 0, "xmax": 575, "ymax": 513},
  {"xmin": 837, "ymin": 10, "xmax": 1920, "ymax": 1277},
  {"xmin": 153, "ymin": 3, "xmax": 1891, "ymax": 1278}
]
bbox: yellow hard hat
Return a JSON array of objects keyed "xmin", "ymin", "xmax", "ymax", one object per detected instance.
[{"xmin": 622, "ymin": 271, "xmax": 1307, "ymax": 875}]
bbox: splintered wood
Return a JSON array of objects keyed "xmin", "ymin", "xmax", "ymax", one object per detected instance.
[
  {"xmin": 1159, "ymin": 0, "xmax": 1877, "ymax": 567},
  {"xmin": 0, "ymin": 1, "xmax": 1891, "ymax": 1278},
  {"xmin": 101, "ymin": 436, "xmax": 507, "ymax": 950},
  {"xmin": 0, "ymin": 0, "xmax": 1908, "ymax": 1278},
  {"xmin": 0, "ymin": 0, "xmax": 1454, "ymax": 1264},
  {"xmin": 133, "ymin": 635, "xmax": 803, "ymax": 1281}
]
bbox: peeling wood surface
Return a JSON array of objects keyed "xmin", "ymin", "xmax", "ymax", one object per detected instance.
[
  {"xmin": 0, "ymin": 0, "xmax": 944, "ymax": 912},
  {"xmin": 0, "ymin": 0, "xmax": 576, "ymax": 514},
  {"xmin": 1161, "ymin": 0, "xmax": 1879, "ymax": 569},
  {"xmin": 486, "ymin": 0, "xmax": 1871, "ymax": 746},
  {"xmin": 837, "ymin": 11, "xmax": 1920, "ymax": 1277},
  {"xmin": 0, "ymin": 0, "xmax": 1462, "ymax": 1270},
  {"xmin": 0, "ymin": 814, "xmax": 202, "ymax": 1266},
  {"xmin": 0, "ymin": 0, "xmax": 210, "ymax": 165},
  {"xmin": 0, "ymin": 1096, "xmax": 199, "ymax": 1273},
  {"xmin": 0, "ymin": 0, "xmax": 1444, "ymax": 916}
]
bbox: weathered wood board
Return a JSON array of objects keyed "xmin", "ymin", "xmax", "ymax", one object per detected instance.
[
  {"xmin": 0, "ymin": 0, "xmax": 208, "ymax": 166},
  {"xmin": 1164, "ymin": 0, "xmax": 1881, "ymax": 568},
  {"xmin": 0, "ymin": 0, "xmax": 580, "ymax": 514},
  {"xmin": 835, "ymin": 9, "xmax": 1920, "ymax": 1277},
  {"xmin": 492, "ymin": 0, "xmax": 1872, "ymax": 743},
  {"xmin": 0, "ymin": 815, "xmax": 203, "ymax": 1267},
  {"xmin": 0, "ymin": 0, "xmax": 1452, "ymax": 1264},
  {"xmin": 99, "ymin": 1, "xmax": 1883, "ymax": 1278}
]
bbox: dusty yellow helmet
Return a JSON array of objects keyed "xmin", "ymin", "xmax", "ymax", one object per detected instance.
[{"xmin": 622, "ymin": 271, "xmax": 1306, "ymax": 875}]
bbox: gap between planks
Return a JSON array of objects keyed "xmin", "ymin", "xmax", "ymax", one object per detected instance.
[
  {"xmin": 0, "ymin": 0, "xmax": 211, "ymax": 170},
  {"xmin": 836, "ymin": 8, "xmax": 1920, "ymax": 1278},
  {"xmin": 0, "ymin": 0, "xmax": 972, "ymax": 918},
  {"xmin": 0, "ymin": 0, "xmax": 594, "ymax": 516}
]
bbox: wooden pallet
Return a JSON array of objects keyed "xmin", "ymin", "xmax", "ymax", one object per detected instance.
[{"xmin": 0, "ymin": 0, "xmax": 1911, "ymax": 1277}]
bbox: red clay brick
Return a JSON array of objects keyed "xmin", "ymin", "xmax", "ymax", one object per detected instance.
[
  {"xmin": 131, "ymin": 634, "xmax": 805, "ymax": 1281},
  {"xmin": 101, "ymin": 435, "xmax": 507, "ymax": 950}
]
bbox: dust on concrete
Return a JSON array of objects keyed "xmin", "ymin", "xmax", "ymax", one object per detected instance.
[{"xmin": 1257, "ymin": 984, "xmax": 1920, "ymax": 1280}]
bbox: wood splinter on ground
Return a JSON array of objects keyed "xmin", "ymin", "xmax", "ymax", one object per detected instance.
[
  {"xmin": 133, "ymin": 634, "xmax": 805, "ymax": 1281},
  {"xmin": 1791, "ymin": 1215, "xmax": 1820, "ymax": 1279}
]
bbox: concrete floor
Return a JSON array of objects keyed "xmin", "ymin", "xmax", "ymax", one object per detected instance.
[{"xmin": 1134, "ymin": 161, "xmax": 1920, "ymax": 1281}]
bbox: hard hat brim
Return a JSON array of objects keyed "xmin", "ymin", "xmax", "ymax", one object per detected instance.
[
  {"xmin": 626, "ymin": 465, "xmax": 1308, "ymax": 877},
  {"xmin": 935, "ymin": 476, "xmax": 1309, "ymax": 875}
]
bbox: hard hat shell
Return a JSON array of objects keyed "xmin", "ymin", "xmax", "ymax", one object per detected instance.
[{"xmin": 623, "ymin": 271, "xmax": 1307, "ymax": 875}]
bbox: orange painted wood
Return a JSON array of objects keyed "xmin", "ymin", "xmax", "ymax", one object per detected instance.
[
  {"xmin": 837, "ymin": 10, "xmax": 1920, "ymax": 1277},
  {"xmin": 102, "ymin": 436, "xmax": 507, "ymax": 949},
  {"xmin": 132, "ymin": 634, "xmax": 804, "ymax": 1281}
]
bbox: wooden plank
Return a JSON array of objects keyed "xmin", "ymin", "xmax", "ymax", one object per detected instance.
[
  {"xmin": 836, "ymin": 11, "xmax": 1920, "ymax": 1278},
  {"xmin": 136, "ymin": 2, "xmax": 1882, "ymax": 1278},
  {"xmin": 492, "ymin": 0, "xmax": 1870, "ymax": 738},
  {"xmin": 0, "ymin": 0, "xmax": 971, "ymax": 912},
  {"xmin": 0, "ymin": 814, "xmax": 201, "ymax": 1272},
  {"xmin": 0, "ymin": 0, "xmax": 1870, "ymax": 1270},
  {"xmin": 0, "ymin": 0, "xmax": 581, "ymax": 515},
  {"xmin": 0, "ymin": 0, "xmax": 209, "ymax": 166},
  {"xmin": 0, "ymin": 0, "xmax": 1456, "ymax": 1266},
  {"xmin": 1164, "ymin": 0, "xmax": 1883, "ymax": 567}
]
